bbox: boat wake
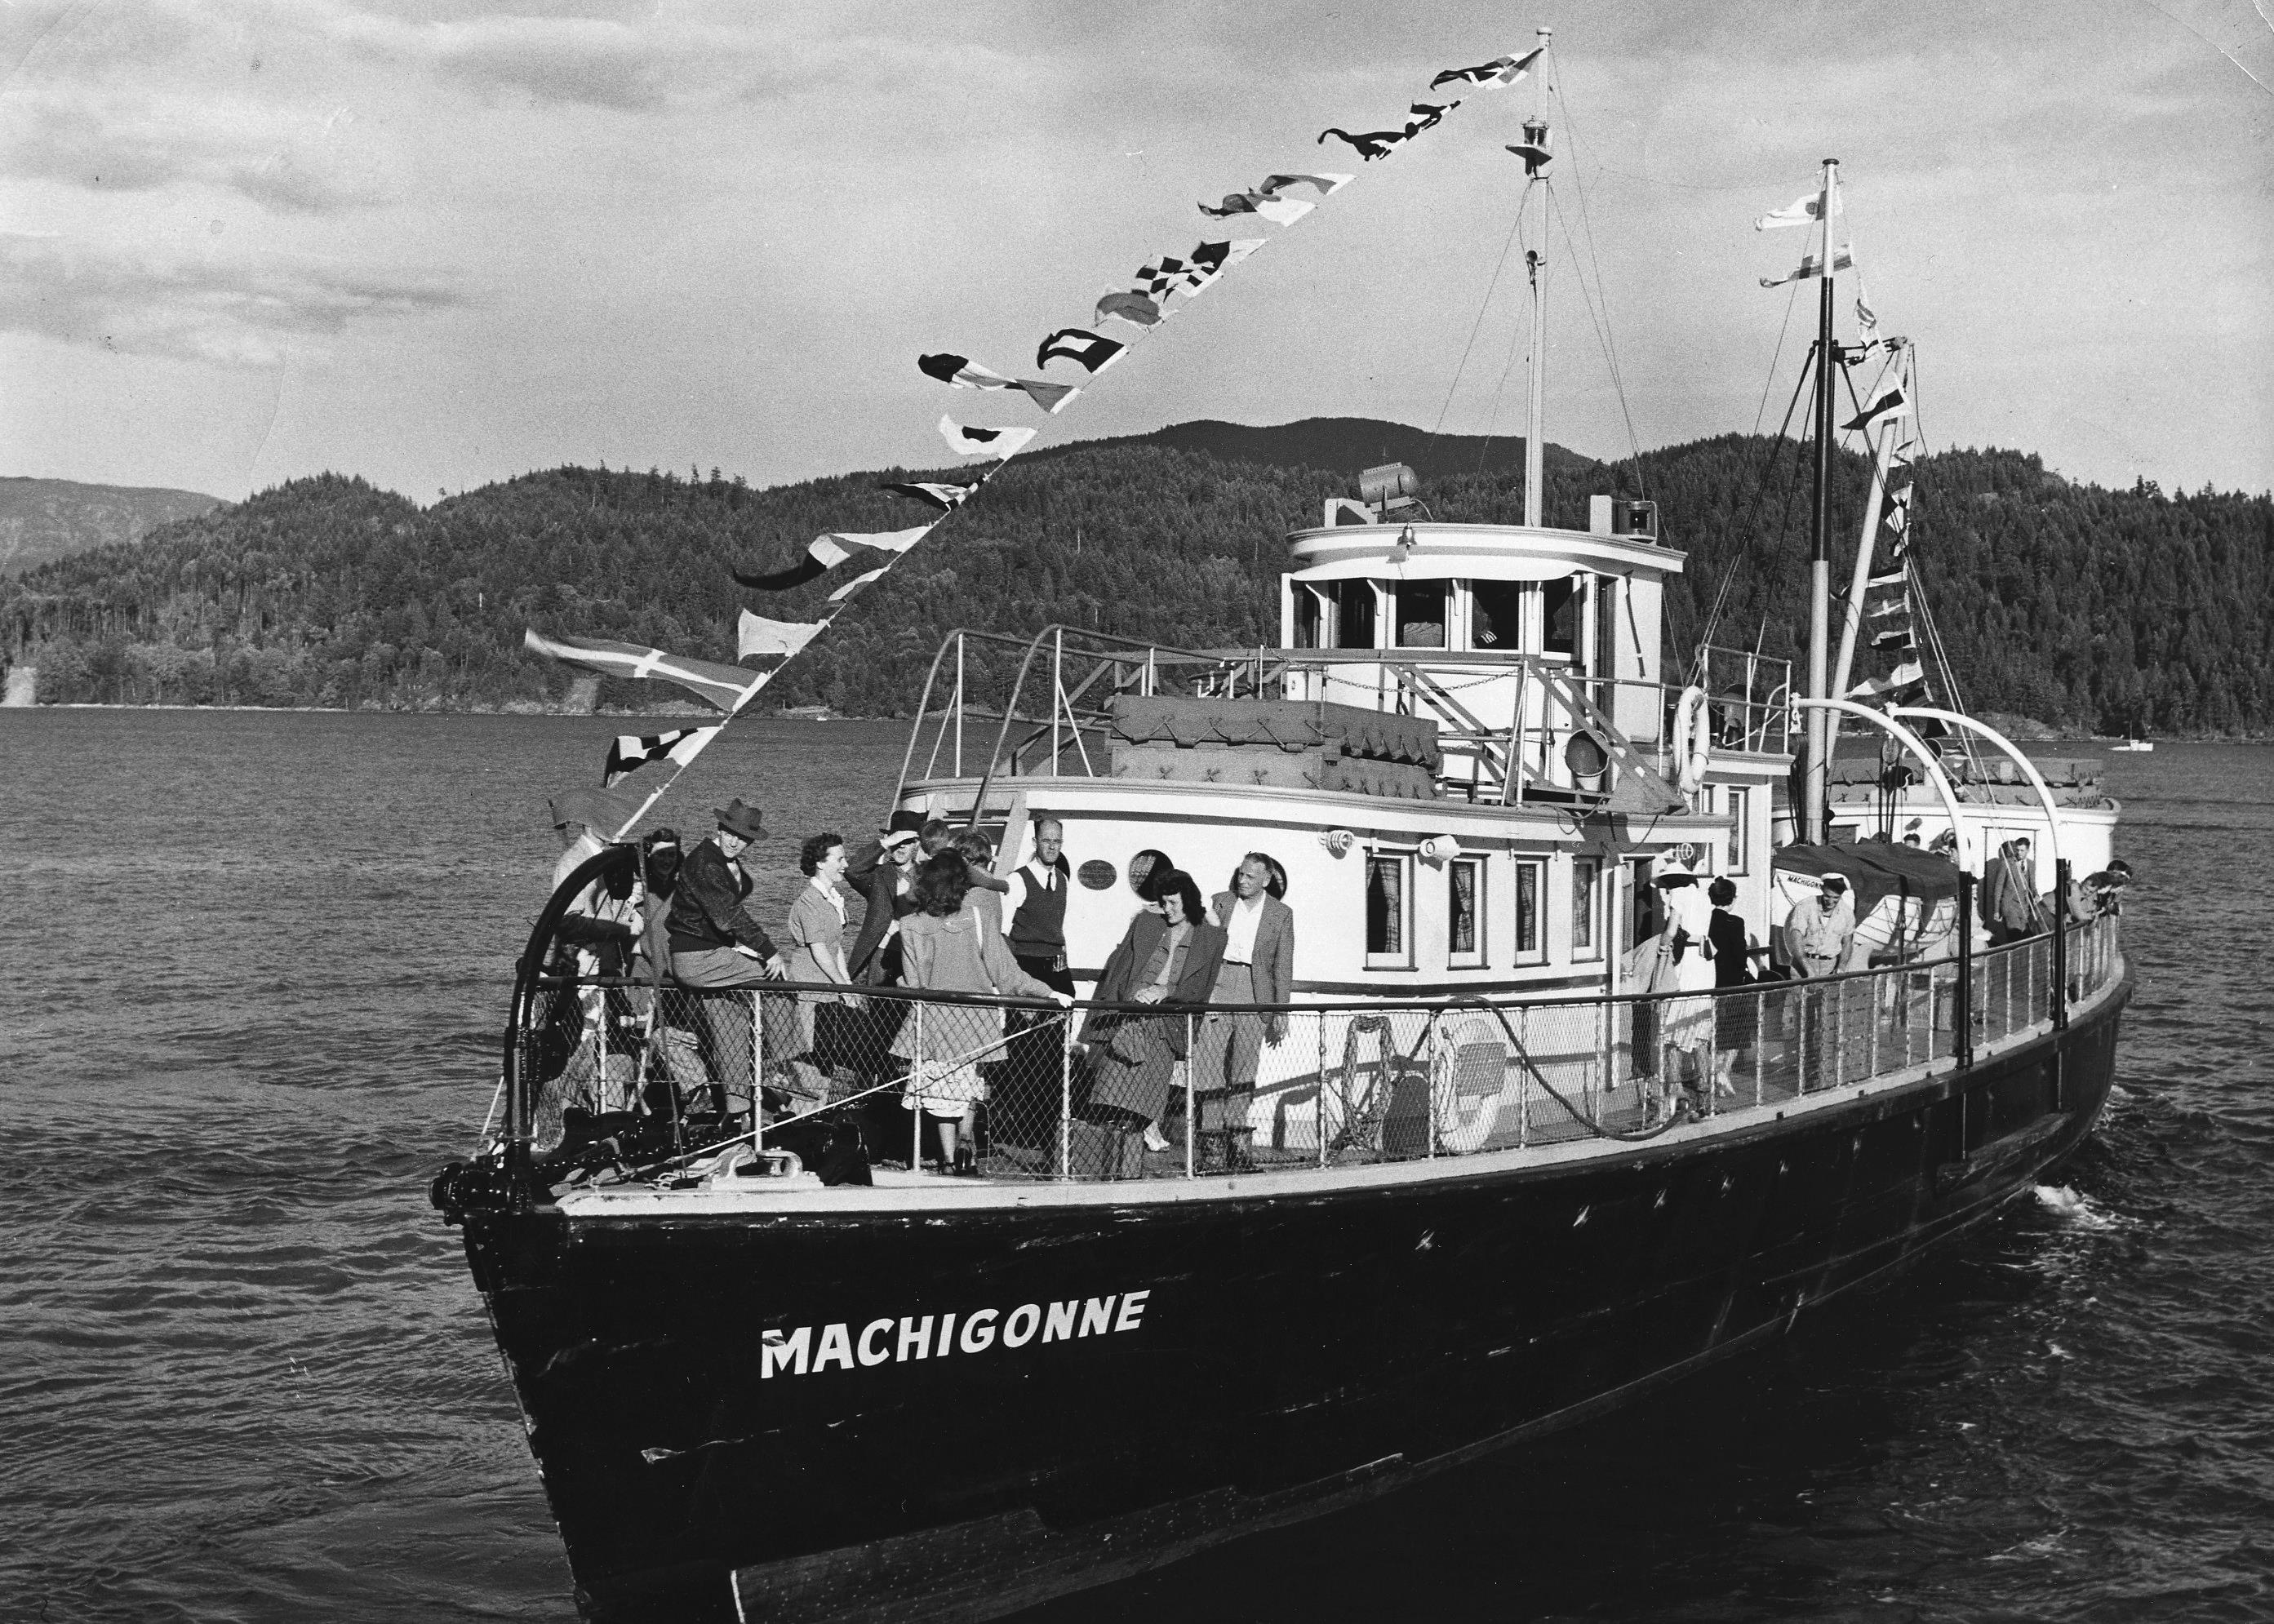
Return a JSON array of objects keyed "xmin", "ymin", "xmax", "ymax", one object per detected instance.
[{"xmin": 2032, "ymin": 1183, "xmax": 2122, "ymax": 1229}]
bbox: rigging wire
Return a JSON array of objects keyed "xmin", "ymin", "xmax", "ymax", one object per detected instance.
[
  {"xmin": 1544, "ymin": 62, "xmax": 1650, "ymax": 497},
  {"xmin": 1474, "ymin": 260, "xmax": 1535, "ymax": 476},
  {"xmin": 1691, "ymin": 348, "xmax": 1814, "ymax": 671},
  {"xmin": 1425, "ymin": 193, "xmax": 1531, "ymax": 451}
]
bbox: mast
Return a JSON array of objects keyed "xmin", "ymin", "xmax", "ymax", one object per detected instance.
[
  {"xmin": 1521, "ymin": 26, "xmax": 1552, "ymax": 530},
  {"xmin": 1801, "ymin": 156, "xmax": 1839, "ymax": 845}
]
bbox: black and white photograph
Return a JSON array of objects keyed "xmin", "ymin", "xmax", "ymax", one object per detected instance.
[{"xmin": 4, "ymin": 3, "xmax": 2269, "ymax": 1620}]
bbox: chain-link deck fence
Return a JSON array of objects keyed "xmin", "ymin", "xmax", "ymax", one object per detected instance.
[{"xmin": 516, "ymin": 913, "xmax": 2123, "ymax": 1184}]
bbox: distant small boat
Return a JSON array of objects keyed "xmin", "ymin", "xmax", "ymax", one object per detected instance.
[{"xmin": 2111, "ymin": 730, "xmax": 2154, "ymax": 752}]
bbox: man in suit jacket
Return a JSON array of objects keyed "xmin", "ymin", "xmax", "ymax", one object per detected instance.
[{"xmin": 1193, "ymin": 854, "xmax": 1295, "ymax": 1165}]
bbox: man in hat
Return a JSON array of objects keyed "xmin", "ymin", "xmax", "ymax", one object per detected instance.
[
  {"xmin": 549, "ymin": 788, "xmax": 620, "ymax": 893},
  {"xmin": 847, "ymin": 814, "xmax": 925, "ymax": 983},
  {"xmin": 668, "ymin": 799, "xmax": 788, "ymax": 1116},
  {"xmin": 1782, "ymin": 872, "xmax": 1858, "ymax": 1076}
]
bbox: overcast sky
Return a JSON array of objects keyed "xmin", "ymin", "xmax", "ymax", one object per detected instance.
[{"xmin": 2, "ymin": 0, "xmax": 2268, "ymax": 504}]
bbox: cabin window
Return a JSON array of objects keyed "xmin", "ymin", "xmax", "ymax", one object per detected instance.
[
  {"xmin": 1726, "ymin": 786, "xmax": 1752, "ymax": 875},
  {"xmin": 1395, "ymin": 580, "xmax": 1447, "ymax": 649},
  {"xmin": 1364, "ymin": 852, "xmax": 1412, "ymax": 968},
  {"xmin": 1593, "ymin": 574, "xmax": 1621, "ymax": 679},
  {"xmin": 1470, "ymin": 580, "xmax": 1526, "ymax": 651},
  {"xmin": 1512, "ymin": 858, "xmax": 1544, "ymax": 963},
  {"xmin": 1572, "ymin": 856, "xmax": 1602, "ymax": 961},
  {"xmin": 1294, "ymin": 584, "xmax": 1326, "ymax": 649},
  {"xmin": 1448, "ymin": 858, "xmax": 1485, "ymax": 968},
  {"xmin": 1333, "ymin": 579, "xmax": 1376, "ymax": 650},
  {"xmin": 1543, "ymin": 577, "xmax": 1580, "ymax": 659}
]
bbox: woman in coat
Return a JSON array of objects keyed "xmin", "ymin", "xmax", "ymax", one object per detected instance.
[
  {"xmin": 1084, "ymin": 870, "xmax": 1226, "ymax": 1154},
  {"xmin": 891, "ymin": 853, "xmax": 1072, "ymax": 1170}
]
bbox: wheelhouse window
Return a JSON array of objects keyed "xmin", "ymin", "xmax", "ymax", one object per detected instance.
[
  {"xmin": 1333, "ymin": 579, "xmax": 1376, "ymax": 650},
  {"xmin": 1394, "ymin": 580, "xmax": 1447, "ymax": 649},
  {"xmin": 1448, "ymin": 858, "xmax": 1485, "ymax": 968},
  {"xmin": 1365, "ymin": 852, "xmax": 1412, "ymax": 969},
  {"xmin": 1592, "ymin": 575, "xmax": 1620, "ymax": 680},
  {"xmin": 1471, "ymin": 579, "xmax": 1526, "ymax": 652},
  {"xmin": 1294, "ymin": 583, "xmax": 1326, "ymax": 649},
  {"xmin": 1512, "ymin": 858, "xmax": 1544, "ymax": 964},
  {"xmin": 1572, "ymin": 856, "xmax": 1602, "ymax": 962},
  {"xmin": 1543, "ymin": 577, "xmax": 1580, "ymax": 660}
]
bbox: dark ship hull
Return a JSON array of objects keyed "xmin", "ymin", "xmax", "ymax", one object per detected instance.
[{"xmin": 455, "ymin": 973, "xmax": 2127, "ymax": 1624}]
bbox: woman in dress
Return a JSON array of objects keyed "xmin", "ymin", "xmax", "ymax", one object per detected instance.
[
  {"xmin": 784, "ymin": 832, "xmax": 861, "ymax": 1075},
  {"xmin": 1705, "ymin": 876, "xmax": 1755, "ymax": 1098},
  {"xmin": 892, "ymin": 852, "xmax": 1073, "ymax": 1171},
  {"xmin": 1652, "ymin": 863, "xmax": 1717, "ymax": 1116},
  {"xmin": 1085, "ymin": 870, "xmax": 1226, "ymax": 1157}
]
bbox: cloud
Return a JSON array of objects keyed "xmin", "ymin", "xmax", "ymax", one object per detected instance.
[
  {"xmin": 315, "ymin": 4, "xmax": 806, "ymax": 111},
  {"xmin": 0, "ymin": 92, "xmax": 393, "ymax": 213},
  {"xmin": 0, "ymin": 235, "xmax": 465, "ymax": 364}
]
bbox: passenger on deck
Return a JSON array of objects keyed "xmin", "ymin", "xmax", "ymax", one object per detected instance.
[
  {"xmin": 1783, "ymin": 874, "xmax": 1856, "ymax": 978},
  {"xmin": 785, "ymin": 832, "xmax": 864, "ymax": 1080},
  {"xmin": 951, "ymin": 828, "xmax": 1009, "ymax": 935},
  {"xmin": 549, "ymin": 790, "xmax": 615, "ymax": 896},
  {"xmin": 1002, "ymin": 818, "xmax": 1076, "ymax": 995},
  {"xmin": 847, "ymin": 823, "xmax": 922, "ymax": 984},
  {"xmin": 1782, "ymin": 872, "xmax": 1857, "ymax": 1084},
  {"xmin": 1195, "ymin": 854, "xmax": 1294, "ymax": 1170},
  {"xmin": 1706, "ymin": 876, "xmax": 1755, "ymax": 1098},
  {"xmin": 893, "ymin": 853, "xmax": 1073, "ymax": 1172},
  {"xmin": 1983, "ymin": 837, "xmax": 2044, "ymax": 943},
  {"xmin": 1086, "ymin": 870, "xmax": 1225, "ymax": 1158},
  {"xmin": 1653, "ymin": 862, "xmax": 1716, "ymax": 1114},
  {"xmin": 667, "ymin": 800, "xmax": 788, "ymax": 1119}
]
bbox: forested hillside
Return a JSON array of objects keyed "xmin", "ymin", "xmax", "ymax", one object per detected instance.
[{"xmin": 3, "ymin": 421, "xmax": 2268, "ymax": 734}]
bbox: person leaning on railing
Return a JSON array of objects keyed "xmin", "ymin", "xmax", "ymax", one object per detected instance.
[
  {"xmin": 666, "ymin": 800, "xmax": 788, "ymax": 1120},
  {"xmin": 893, "ymin": 853, "xmax": 1074, "ymax": 1173},
  {"xmin": 1085, "ymin": 871, "xmax": 1226, "ymax": 1159}
]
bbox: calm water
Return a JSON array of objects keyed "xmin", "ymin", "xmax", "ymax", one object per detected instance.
[{"xmin": 3, "ymin": 711, "xmax": 2268, "ymax": 1622}]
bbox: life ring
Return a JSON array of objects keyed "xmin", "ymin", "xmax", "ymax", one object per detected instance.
[{"xmin": 1672, "ymin": 685, "xmax": 1712, "ymax": 796}]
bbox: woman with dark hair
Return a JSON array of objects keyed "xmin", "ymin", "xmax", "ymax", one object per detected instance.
[
  {"xmin": 1086, "ymin": 869, "xmax": 1226, "ymax": 1160},
  {"xmin": 784, "ymin": 832, "xmax": 860, "ymax": 1072},
  {"xmin": 892, "ymin": 852, "xmax": 1072, "ymax": 1170},
  {"xmin": 1706, "ymin": 875, "xmax": 1755, "ymax": 1098}
]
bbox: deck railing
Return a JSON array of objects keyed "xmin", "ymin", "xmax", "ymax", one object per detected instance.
[
  {"xmin": 509, "ymin": 912, "xmax": 2122, "ymax": 1187},
  {"xmin": 893, "ymin": 627, "xmax": 1792, "ymax": 815}
]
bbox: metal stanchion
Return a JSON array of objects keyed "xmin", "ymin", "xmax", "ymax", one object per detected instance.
[
  {"xmin": 2052, "ymin": 858, "xmax": 2071, "ymax": 1032},
  {"xmin": 1184, "ymin": 1013, "xmax": 1196, "ymax": 1179},
  {"xmin": 1956, "ymin": 873, "xmax": 1974, "ymax": 1069},
  {"xmin": 1059, "ymin": 1007, "xmax": 1072, "ymax": 1183}
]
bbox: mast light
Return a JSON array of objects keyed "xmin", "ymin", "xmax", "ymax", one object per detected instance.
[{"xmin": 1508, "ymin": 118, "xmax": 1553, "ymax": 175}]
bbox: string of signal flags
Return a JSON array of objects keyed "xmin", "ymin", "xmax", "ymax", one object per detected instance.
[{"xmin": 522, "ymin": 42, "xmax": 1550, "ymax": 841}]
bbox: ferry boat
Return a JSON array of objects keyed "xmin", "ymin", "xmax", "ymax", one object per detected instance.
[{"xmin": 432, "ymin": 42, "xmax": 2131, "ymax": 1624}]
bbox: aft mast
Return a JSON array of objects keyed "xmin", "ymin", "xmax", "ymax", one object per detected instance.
[{"xmin": 1801, "ymin": 157, "xmax": 1840, "ymax": 845}]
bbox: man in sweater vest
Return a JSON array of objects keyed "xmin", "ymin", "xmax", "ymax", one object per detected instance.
[{"xmin": 1002, "ymin": 819, "xmax": 1075, "ymax": 996}]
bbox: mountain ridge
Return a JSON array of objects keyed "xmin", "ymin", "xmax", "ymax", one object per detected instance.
[
  {"xmin": 0, "ymin": 476, "xmax": 224, "ymax": 577},
  {"xmin": 3, "ymin": 420, "xmax": 2267, "ymax": 735}
]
